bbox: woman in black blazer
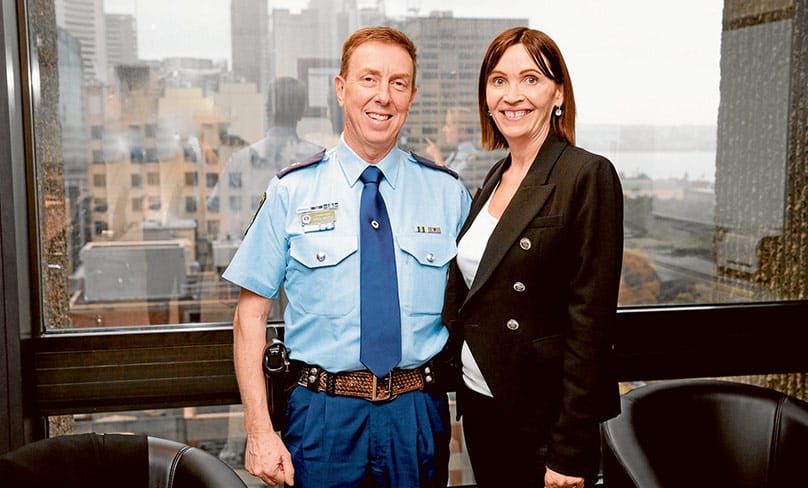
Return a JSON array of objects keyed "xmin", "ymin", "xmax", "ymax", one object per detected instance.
[{"xmin": 442, "ymin": 27, "xmax": 623, "ymax": 488}]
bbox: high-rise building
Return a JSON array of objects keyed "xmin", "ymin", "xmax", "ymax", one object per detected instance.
[
  {"xmin": 404, "ymin": 13, "xmax": 525, "ymax": 187},
  {"xmin": 57, "ymin": 27, "xmax": 92, "ymax": 270},
  {"xmin": 87, "ymin": 62, "xmax": 230, "ymax": 242},
  {"xmin": 309, "ymin": 0, "xmax": 360, "ymax": 54},
  {"xmin": 55, "ymin": 0, "xmax": 108, "ymax": 84},
  {"xmin": 105, "ymin": 13, "xmax": 138, "ymax": 72},
  {"xmin": 231, "ymin": 0, "xmax": 268, "ymax": 90},
  {"xmin": 268, "ymin": 0, "xmax": 362, "ymax": 81},
  {"xmin": 404, "ymin": 13, "xmax": 526, "ymax": 139}
]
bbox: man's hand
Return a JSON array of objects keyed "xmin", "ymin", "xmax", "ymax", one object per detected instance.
[
  {"xmin": 545, "ymin": 466, "xmax": 584, "ymax": 488},
  {"xmin": 244, "ymin": 430, "xmax": 295, "ymax": 486}
]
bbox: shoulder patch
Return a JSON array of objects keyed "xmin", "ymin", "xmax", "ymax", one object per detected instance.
[
  {"xmin": 243, "ymin": 191, "xmax": 266, "ymax": 237},
  {"xmin": 276, "ymin": 148, "xmax": 327, "ymax": 179},
  {"xmin": 410, "ymin": 152, "xmax": 459, "ymax": 179}
]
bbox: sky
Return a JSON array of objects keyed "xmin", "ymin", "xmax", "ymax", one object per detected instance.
[{"xmin": 103, "ymin": 0, "xmax": 724, "ymax": 126}]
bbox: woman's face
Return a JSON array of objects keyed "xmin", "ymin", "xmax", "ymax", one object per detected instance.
[
  {"xmin": 441, "ymin": 111, "xmax": 460, "ymax": 146},
  {"xmin": 485, "ymin": 43, "xmax": 563, "ymax": 148}
]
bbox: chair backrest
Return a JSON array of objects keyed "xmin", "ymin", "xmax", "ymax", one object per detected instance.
[
  {"xmin": 768, "ymin": 395, "xmax": 808, "ymax": 485},
  {"xmin": 148, "ymin": 436, "xmax": 248, "ymax": 487},
  {"xmin": 0, "ymin": 433, "xmax": 247, "ymax": 488},
  {"xmin": 602, "ymin": 380, "xmax": 808, "ymax": 488}
]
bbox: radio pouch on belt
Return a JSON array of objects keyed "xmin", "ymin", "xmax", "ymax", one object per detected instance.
[{"xmin": 263, "ymin": 326, "xmax": 291, "ymax": 432}]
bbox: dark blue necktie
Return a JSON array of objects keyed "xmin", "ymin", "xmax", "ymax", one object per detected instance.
[{"xmin": 359, "ymin": 165, "xmax": 401, "ymax": 378}]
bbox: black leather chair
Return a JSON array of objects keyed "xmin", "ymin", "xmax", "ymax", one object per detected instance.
[
  {"xmin": 0, "ymin": 433, "xmax": 248, "ymax": 487},
  {"xmin": 601, "ymin": 379, "xmax": 808, "ymax": 488}
]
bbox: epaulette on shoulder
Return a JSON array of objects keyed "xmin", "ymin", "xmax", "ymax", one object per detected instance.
[
  {"xmin": 276, "ymin": 149, "xmax": 327, "ymax": 179},
  {"xmin": 410, "ymin": 152, "xmax": 459, "ymax": 179}
]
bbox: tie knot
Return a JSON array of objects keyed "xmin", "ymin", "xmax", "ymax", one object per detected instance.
[{"xmin": 360, "ymin": 166, "xmax": 383, "ymax": 185}]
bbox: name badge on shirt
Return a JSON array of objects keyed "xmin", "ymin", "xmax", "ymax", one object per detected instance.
[{"xmin": 298, "ymin": 202, "xmax": 339, "ymax": 233}]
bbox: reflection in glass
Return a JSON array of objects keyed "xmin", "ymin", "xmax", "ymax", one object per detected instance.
[{"xmin": 33, "ymin": 1, "xmax": 806, "ymax": 325}]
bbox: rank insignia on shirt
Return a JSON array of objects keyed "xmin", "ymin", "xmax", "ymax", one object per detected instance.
[
  {"xmin": 415, "ymin": 226, "xmax": 441, "ymax": 234},
  {"xmin": 297, "ymin": 202, "xmax": 339, "ymax": 233}
]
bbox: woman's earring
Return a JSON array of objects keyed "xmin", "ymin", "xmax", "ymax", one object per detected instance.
[
  {"xmin": 554, "ymin": 106, "xmax": 563, "ymax": 117},
  {"xmin": 487, "ymin": 111, "xmax": 492, "ymax": 117}
]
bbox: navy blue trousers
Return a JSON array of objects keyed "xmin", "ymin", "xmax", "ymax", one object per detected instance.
[{"xmin": 283, "ymin": 387, "xmax": 450, "ymax": 487}]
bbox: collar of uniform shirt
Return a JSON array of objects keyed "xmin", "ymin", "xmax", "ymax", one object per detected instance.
[{"xmin": 336, "ymin": 135, "xmax": 401, "ymax": 190}]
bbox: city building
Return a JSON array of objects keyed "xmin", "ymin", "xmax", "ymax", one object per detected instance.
[
  {"xmin": 105, "ymin": 13, "xmax": 138, "ymax": 70},
  {"xmin": 55, "ymin": 0, "xmax": 108, "ymax": 83},
  {"xmin": 230, "ymin": 0, "xmax": 268, "ymax": 90}
]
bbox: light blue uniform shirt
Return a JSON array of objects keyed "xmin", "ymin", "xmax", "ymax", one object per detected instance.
[{"xmin": 223, "ymin": 137, "xmax": 472, "ymax": 372}]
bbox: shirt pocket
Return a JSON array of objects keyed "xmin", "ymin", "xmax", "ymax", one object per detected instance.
[
  {"xmin": 397, "ymin": 233, "xmax": 457, "ymax": 315},
  {"xmin": 288, "ymin": 233, "xmax": 358, "ymax": 316}
]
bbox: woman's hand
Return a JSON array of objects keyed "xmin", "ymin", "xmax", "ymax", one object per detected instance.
[
  {"xmin": 424, "ymin": 137, "xmax": 445, "ymax": 164},
  {"xmin": 545, "ymin": 466, "xmax": 584, "ymax": 488}
]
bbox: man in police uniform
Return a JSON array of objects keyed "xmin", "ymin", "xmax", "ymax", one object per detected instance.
[{"xmin": 223, "ymin": 26, "xmax": 471, "ymax": 487}]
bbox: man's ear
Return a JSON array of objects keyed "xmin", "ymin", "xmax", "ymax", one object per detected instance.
[{"xmin": 334, "ymin": 75, "xmax": 346, "ymax": 107}]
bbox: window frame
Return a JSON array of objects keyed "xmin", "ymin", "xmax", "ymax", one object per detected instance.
[{"xmin": 19, "ymin": 302, "xmax": 808, "ymax": 417}]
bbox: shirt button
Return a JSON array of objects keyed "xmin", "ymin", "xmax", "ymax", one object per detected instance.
[
  {"xmin": 316, "ymin": 251, "xmax": 326, "ymax": 262},
  {"xmin": 513, "ymin": 282, "xmax": 526, "ymax": 292},
  {"xmin": 371, "ymin": 220, "xmax": 380, "ymax": 229},
  {"xmin": 519, "ymin": 238, "xmax": 532, "ymax": 250},
  {"xmin": 426, "ymin": 252, "xmax": 435, "ymax": 262},
  {"xmin": 506, "ymin": 319, "xmax": 520, "ymax": 331}
]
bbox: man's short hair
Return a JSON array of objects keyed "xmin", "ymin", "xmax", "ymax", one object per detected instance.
[{"xmin": 339, "ymin": 26, "xmax": 417, "ymax": 86}]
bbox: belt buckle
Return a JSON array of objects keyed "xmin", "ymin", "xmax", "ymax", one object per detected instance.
[{"xmin": 370, "ymin": 373, "xmax": 395, "ymax": 402}]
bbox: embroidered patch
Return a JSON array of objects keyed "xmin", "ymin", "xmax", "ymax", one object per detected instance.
[{"xmin": 243, "ymin": 192, "xmax": 267, "ymax": 236}]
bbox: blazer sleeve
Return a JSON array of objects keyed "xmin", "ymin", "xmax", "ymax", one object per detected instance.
[{"xmin": 546, "ymin": 154, "xmax": 624, "ymax": 478}]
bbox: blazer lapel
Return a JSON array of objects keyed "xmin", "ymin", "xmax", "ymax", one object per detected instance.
[
  {"xmin": 463, "ymin": 136, "xmax": 568, "ymax": 306},
  {"xmin": 457, "ymin": 158, "xmax": 507, "ymax": 242}
]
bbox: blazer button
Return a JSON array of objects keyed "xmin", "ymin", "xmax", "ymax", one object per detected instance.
[
  {"xmin": 513, "ymin": 281, "xmax": 526, "ymax": 293},
  {"xmin": 506, "ymin": 319, "xmax": 520, "ymax": 331},
  {"xmin": 519, "ymin": 238, "xmax": 532, "ymax": 250}
]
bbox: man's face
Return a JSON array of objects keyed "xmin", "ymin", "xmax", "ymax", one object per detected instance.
[{"xmin": 335, "ymin": 41, "xmax": 416, "ymax": 163}]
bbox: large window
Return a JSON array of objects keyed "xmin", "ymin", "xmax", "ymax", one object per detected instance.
[
  {"xmin": 34, "ymin": 0, "xmax": 739, "ymax": 333},
  {"xmin": 33, "ymin": 0, "xmax": 807, "ymax": 333},
  {"xmin": 13, "ymin": 0, "xmax": 808, "ymax": 485}
]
